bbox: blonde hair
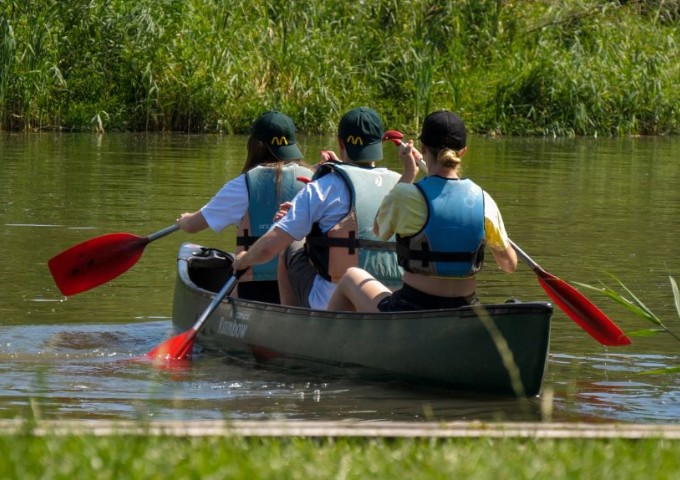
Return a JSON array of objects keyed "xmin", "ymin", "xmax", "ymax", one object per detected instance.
[{"xmin": 432, "ymin": 147, "xmax": 462, "ymax": 169}]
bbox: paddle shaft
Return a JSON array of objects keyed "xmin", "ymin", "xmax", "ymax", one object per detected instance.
[
  {"xmin": 389, "ymin": 137, "xmax": 428, "ymax": 173},
  {"xmin": 146, "ymin": 269, "xmax": 244, "ymax": 360},
  {"xmin": 148, "ymin": 223, "xmax": 181, "ymax": 242},
  {"xmin": 191, "ymin": 273, "xmax": 240, "ymax": 335},
  {"xmin": 509, "ymin": 240, "xmax": 541, "ymax": 272}
]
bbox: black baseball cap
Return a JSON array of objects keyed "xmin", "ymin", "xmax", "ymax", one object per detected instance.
[
  {"xmin": 338, "ymin": 107, "xmax": 384, "ymax": 162},
  {"xmin": 251, "ymin": 111, "xmax": 303, "ymax": 160},
  {"xmin": 420, "ymin": 110, "xmax": 467, "ymax": 151}
]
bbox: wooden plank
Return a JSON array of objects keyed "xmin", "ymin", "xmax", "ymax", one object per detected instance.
[{"xmin": 2, "ymin": 419, "xmax": 680, "ymax": 439}]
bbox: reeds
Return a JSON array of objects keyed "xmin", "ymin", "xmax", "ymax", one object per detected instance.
[
  {"xmin": 1, "ymin": 0, "xmax": 679, "ymax": 134},
  {"xmin": 576, "ymin": 273, "xmax": 680, "ymax": 374}
]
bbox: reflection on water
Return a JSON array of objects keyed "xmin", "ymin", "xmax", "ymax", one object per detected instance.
[
  {"xmin": 548, "ymin": 353, "xmax": 680, "ymax": 424},
  {"xmin": 0, "ymin": 322, "xmax": 545, "ymax": 422},
  {"xmin": 2, "ymin": 321, "xmax": 680, "ymax": 423},
  {"xmin": 2, "ymin": 133, "xmax": 680, "ymax": 424}
]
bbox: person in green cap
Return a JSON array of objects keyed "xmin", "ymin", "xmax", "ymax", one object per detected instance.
[
  {"xmin": 176, "ymin": 110, "xmax": 312, "ymax": 303},
  {"xmin": 232, "ymin": 107, "xmax": 402, "ymax": 309}
]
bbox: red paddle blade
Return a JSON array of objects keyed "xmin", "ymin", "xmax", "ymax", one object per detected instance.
[
  {"xmin": 146, "ymin": 328, "xmax": 197, "ymax": 361},
  {"xmin": 383, "ymin": 130, "xmax": 404, "ymax": 146},
  {"xmin": 48, "ymin": 233, "xmax": 149, "ymax": 296},
  {"xmin": 536, "ymin": 273, "xmax": 631, "ymax": 346}
]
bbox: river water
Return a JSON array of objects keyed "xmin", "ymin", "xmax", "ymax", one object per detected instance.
[{"xmin": 1, "ymin": 132, "xmax": 679, "ymax": 424}]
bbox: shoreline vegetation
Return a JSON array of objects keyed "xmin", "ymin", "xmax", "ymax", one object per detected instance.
[{"xmin": 1, "ymin": 0, "xmax": 679, "ymax": 136}]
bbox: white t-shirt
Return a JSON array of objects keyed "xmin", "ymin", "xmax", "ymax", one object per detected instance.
[
  {"xmin": 277, "ymin": 167, "xmax": 394, "ymax": 309},
  {"xmin": 276, "ymin": 171, "xmax": 351, "ymax": 239},
  {"xmin": 199, "ymin": 171, "xmax": 346, "ymax": 309},
  {"xmin": 201, "ymin": 167, "xmax": 393, "ymax": 309},
  {"xmin": 200, "ymin": 174, "xmax": 248, "ymax": 232}
]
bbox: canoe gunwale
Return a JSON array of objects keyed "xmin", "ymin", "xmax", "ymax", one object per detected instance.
[
  {"xmin": 172, "ymin": 243, "xmax": 553, "ymax": 396},
  {"xmin": 177, "ymin": 242, "xmax": 554, "ymax": 321}
]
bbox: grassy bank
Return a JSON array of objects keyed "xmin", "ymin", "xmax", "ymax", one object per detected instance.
[
  {"xmin": 2, "ymin": 433, "xmax": 680, "ymax": 479},
  {"xmin": 1, "ymin": 0, "xmax": 679, "ymax": 136}
]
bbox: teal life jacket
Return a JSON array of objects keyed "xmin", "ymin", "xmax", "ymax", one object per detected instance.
[
  {"xmin": 305, "ymin": 162, "xmax": 402, "ymax": 287},
  {"xmin": 237, "ymin": 163, "xmax": 313, "ymax": 281},
  {"xmin": 397, "ymin": 176, "xmax": 486, "ymax": 277}
]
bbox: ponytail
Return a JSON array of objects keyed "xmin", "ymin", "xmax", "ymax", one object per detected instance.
[{"xmin": 436, "ymin": 148, "xmax": 462, "ymax": 169}]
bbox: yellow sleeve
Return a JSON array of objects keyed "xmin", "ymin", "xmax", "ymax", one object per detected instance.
[
  {"xmin": 483, "ymin": 191, "xmax": 511, "ymax": 250},
  {"xmin": 375, "ymin": 184, "xmax": 427, "ymax": 241}
]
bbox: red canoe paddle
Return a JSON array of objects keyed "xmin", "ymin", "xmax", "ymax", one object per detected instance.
[
  {"xmin": 510, "ymin": 241, "xmax": 631, "ymax": 346},
  {"xmin": 147, "ymin": 270, "xmax": 244, "ymax": 361},
  {"xmin": 386, "ymin": 129, "xmax": 629, "ymax": 346},
  {"xmin": 48, "ymin": 224, "xmax": 180, "ymax": 296},
  {"xmin": 383, "ymin": 129, "xmax": 428, "ymax": 173}
]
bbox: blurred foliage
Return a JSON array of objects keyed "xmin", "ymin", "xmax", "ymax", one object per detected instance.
[{"xmin": 1, "ymin": 0, "xmax": 678, "ymax": 135}]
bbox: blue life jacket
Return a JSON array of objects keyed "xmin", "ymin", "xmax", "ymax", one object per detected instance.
[
  {"xmin": 305, "ymin": 162, "xmax": 402, "ymax": 287},
  {"xmin": 236, "ymin": 163, "xmax": 313, "ymax": 281},
  {"xmin": 397, "ymin": 176, "xmax": 485, "ymax": 277}
]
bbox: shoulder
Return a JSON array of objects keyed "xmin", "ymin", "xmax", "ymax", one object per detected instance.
[
  {"xmin": 294, "ymin": 175, "xmax": 344, "ymax": 207},
  {"xmin": 246, "ymin": 165, "xmax": 278, "ymax": 180},
  {"xmin": 384, "ymin": 183, "xmax": 422, "ymax": 202},
  {"xmin": 482, "ymin": 190, "xmax": 499, "ymax": 208},
  {"xmin": 481, "ymin": 191, "xmax": 507, "ymax": 233},
  {"xmin": 246, "ymin": 165, "xmax": 272, "ymax": 175},
  {"xmin": 223, "ymin": 173, "xmax": 247, "ymax": 191},
  {"xmin": 312, "ymin": 169, "xmax": 348, "ymax": 189},
  {"xmin": 392, "ymin": 182, "xmax": 421, "ymax": 195},
  {"xmin": 373, "ymin": 167, "xmax": 398, "ymax": 175},
  {"xmin": 374, "ymin": 167, "xmax": 402, "ymax": 182}
]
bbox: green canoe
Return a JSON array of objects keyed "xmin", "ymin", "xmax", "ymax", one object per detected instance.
[{"xmin": 171, "ymin": 243, "xmax": 553, "ymax": 396}]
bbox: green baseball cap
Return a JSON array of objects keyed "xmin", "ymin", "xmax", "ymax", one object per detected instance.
[
  {"xmin": 338, "ymin": 107, "xmax": 384, "ymax": 162},
  {"xmin": 251, "ymin": 111, "xmax": 303, "ymax": 160}
]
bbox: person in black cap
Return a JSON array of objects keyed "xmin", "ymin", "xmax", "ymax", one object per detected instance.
[
  {"xmin": 327, "ymin": 109, "xmax": 517, "ymax": 312},
  {"xmin": 176, "ymin": 110, "xmax": 312, "ymax": 303},
  {"xmin": 232, "ymin": 107, "xmax": 402, "ymax": 309}
]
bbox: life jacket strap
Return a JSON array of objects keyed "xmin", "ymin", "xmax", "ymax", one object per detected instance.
[
  {"xmin": 236, "ymin": 229, "xmax": 259, "ymax": 250},
  {"xmin": 306, "ymin": 234, "xmax": 396, "ymax": 255}
]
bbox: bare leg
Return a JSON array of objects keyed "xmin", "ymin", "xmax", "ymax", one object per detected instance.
[
  {"xmin": 327, "ymin": 267, "xmax": 391, "ymax": 312},
  {"xmin": 277, "ymin": 250, "xmax": 299, "ymax": 307}
]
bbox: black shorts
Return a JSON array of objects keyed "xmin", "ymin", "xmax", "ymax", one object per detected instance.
[{"xmin": 377, "ymin": 283, "xmax": 479, "ymax": 312}]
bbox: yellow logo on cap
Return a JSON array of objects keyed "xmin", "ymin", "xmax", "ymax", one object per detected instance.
[
  {"xmin": 271, "ymin": 136, "xmax": 289, "ymax": 146},
  {"xmin": 346, "ymin": 135, "xmax": 364, "ymax": 145}
]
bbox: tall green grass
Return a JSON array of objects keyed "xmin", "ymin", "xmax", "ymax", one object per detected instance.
[{"xmin": 1, "ymin": 0, "xmax": 679, "ymax": 135}]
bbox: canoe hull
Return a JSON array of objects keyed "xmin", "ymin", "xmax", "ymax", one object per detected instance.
[{"xmin": 172, "ymin": 243, "xmax": 553, "ymax": 396}]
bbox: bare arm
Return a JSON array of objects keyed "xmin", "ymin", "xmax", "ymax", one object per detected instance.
[
  {"xmin": 232, "ymin": 226, "xmax": 295, "ymax": 271},
  {"xmin": 491, "ymin": 245, "xmax": 518, "ymax": 273},
  {"xmin": 177, "ymin": 210, "xmax": 209, "ymax": 233}
]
